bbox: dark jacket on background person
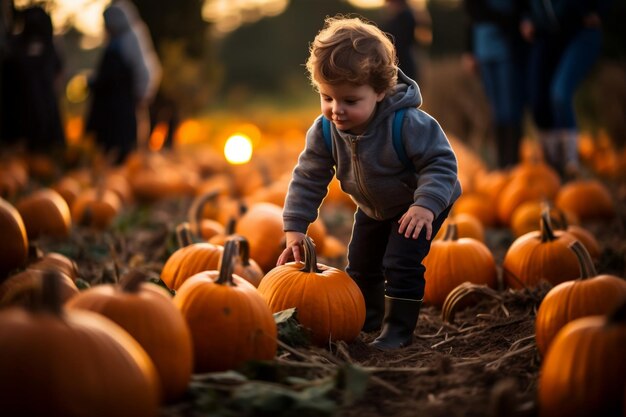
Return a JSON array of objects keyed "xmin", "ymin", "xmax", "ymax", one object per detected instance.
[
  {"xmin": 1, "ymin": 6, "xmax": 65, "ymax": 151},
  {"xmin": 86, "ymin": 4, "xmax": 137, "ymax": 164}
]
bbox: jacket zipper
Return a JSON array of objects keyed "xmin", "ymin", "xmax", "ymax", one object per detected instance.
[{"xmin": 351, "ymin": 137, "xmax": 381, "ymax": 218}]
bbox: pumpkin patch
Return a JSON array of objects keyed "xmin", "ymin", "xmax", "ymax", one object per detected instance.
[{"xmin": 2, "ymin": 98, "xmax": 624, "ymax": 416}]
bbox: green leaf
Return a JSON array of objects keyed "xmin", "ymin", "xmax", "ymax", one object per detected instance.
[{"xmin": 274, "ymin": 308, "xmax": 311, "ymax": 348}]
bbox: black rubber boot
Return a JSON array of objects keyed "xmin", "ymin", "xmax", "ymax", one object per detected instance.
[
  {"xmin": 359, "ymin": 282, "xmax": 385, "ymax": 332},
  {"xmin": 369, "ymin": 296, "xmax": 422, "ymax": 350}
]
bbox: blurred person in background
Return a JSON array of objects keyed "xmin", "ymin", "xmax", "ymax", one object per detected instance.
[
  {"xmin": 1, "ymin": 5, "xmax": 65, "ymax": 153},
  {"xmin": 112, "ymin": 0, "xmax": 162, "ymax": 149},
  {"xmin": 462, "ymin": 0, "xmax": 528, "ymax": 170},
  {"xmin": 521, "ymin": 0, "xmax": 613, "ymax": 179},
  {"xmin": 85, "ymin": 3, "xmax": 138, "ymax": 165},
  {"xmin": 381, "ymin": 0, "xmax": 431, "ymax": 87}
]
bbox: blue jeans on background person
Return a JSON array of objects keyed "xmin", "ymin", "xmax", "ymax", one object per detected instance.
[
  {"xmin": 474, "ymin": 23, "xmax": 528, "ymax": 169},
  {"xmin": 528, "ymin": 27, "xmax": 603, "ymax": 177}
]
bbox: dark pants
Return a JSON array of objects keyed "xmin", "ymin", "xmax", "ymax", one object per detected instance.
[{"xmin": 346, "ymin": 205, "xmax": 451, "ymax": 300}]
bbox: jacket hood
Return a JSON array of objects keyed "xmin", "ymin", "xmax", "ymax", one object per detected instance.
[
  {"xmin": 367, "ymin": 69, "xmax": 422, "ymax": 131},
  {"xmin": 103, "ymin": 5, "xmax": 132, "ymax": 37}
]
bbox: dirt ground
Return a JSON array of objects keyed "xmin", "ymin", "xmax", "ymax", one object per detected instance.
[{"xmin": 32, "ymin": 175, "xmax": 625, "ymax": 417}]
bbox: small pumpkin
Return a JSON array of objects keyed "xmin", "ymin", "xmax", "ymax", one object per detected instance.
[
  {"xmin": 66, "ymin": 270, "xmax": 194, "ymax": 402},
  {"xmin": 257, "ymin": 236, "xmax": 365, "ymax": 346},
  {"xmin": 174, "ymin": 239, "xmax": 277, "ymax": 372},
  {"xmin": 0, "ymin": 271, "xmax": 160, "ymax": 417},
  {"xmin": 28, "ymin": 252, "xmax": 80, "ymax": 282},
  {"xmin": 0, "ymin": 198, "xmax": 28, "ymax": 280},
  {"xmin": 0, "ymin": 268, "xmax": 79, "ymax": 309},
  {"xmin": 161, "ymin": 222, "xmax": 223, "ymax": 291},
  {"xmin": 16, "ymin": 188, "xmax": 72, "ymax": 239},
  {"xmin": 555, "ymin": 179, "xmax": 615, "ymax": 222},
  {"xmin": 448, "ymin": 192, "xmax": 498, "ymax": 228},
  {"xmin": 234, "ymin": 202, "xmax": 285, "ymax": 272},
  {"xmin": 502, "ymin": 207, "xmax": 580, "ymax": 289},
  {"xmin": 424, "ymin": 222, "xmax": 497, "ymax": 308},
  {"xmin": 538, "ymin": 299, "xmax": 626, "ymax": 417},
  {"xmin": 434, "ymin": 212, "xmax": 485, "ymax": 242},
  {"xmin": 535, "ymin": 241, "xmax": 626, "ymax": 356},
  {"xmin": 71, "ymin": 187, "xmax": 122, "ymax": 230}
]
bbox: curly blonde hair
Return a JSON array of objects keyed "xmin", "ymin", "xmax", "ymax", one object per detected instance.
[{"xmin": 306, "ymin": 15, "xmax": 398, "ymax": 94}]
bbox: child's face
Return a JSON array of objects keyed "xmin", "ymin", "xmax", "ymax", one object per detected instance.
[{"xmin": 318, "ymin": 82, "xmax": 385, "ymax": 135}]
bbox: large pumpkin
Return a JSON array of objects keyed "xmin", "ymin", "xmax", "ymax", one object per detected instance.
[
  {"xmin": 257, "ymin": 236, "xmax": 365, "ymax": 346},
  {"xmin": 502, "ymin": 208, "xmax": 580, "ymax": 289},
  {"xmin": 174, "ymin": 239, "xmax": 277, "ymax": 373},
  {"xmin": 0, "ymin": 271, "xmax": 160, "ymax": 417},
  {"xmin": 66, "ymin": 270, "xmax": 194, "ymax": 403},
  {"xmin": 424, "ymin": 223, "xmax": 497, "ymax": 308},
  {"xmin": 15, "ymin": 188, "xmax": 72, "ymax": 239},
  {"xmin": 0, "ymin": 198, "xmax": 28, "ymax": 280},
  {"xmin": 535, "ymin": 241, "xmax": 626, "ymax": 356},
  {"xmin": 538, "ymin": 300, "xmax": 626, "ymax": 417}
]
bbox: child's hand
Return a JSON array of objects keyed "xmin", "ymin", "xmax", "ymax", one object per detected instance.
[
  {"xmin": 276, "ymin": 231, "xmax": 307, "ymax": 265},
  {"xmin": 398, "ymin": 205, "xmax": 435, "ymax": 240}
]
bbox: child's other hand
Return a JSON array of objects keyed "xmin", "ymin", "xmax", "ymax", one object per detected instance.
[
  {"xmin": 398, "ymin": 205, "xmax": 435, "ymax": 240},
  {"xmin": 276, "ymin": 231, "xmax": 307, "ymax": 265}
]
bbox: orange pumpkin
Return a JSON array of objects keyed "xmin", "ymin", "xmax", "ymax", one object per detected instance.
[
  {"xmin": 555, "ymin": 179, "xmax": 615, "ymax": 222},
  {"xmin": 538, "ymin": 300, "xmax": 626, "ymax": 417},
  {"xmin": 16, "ymin": 188, "xmax": 72, "ymax": 239},
  {"xmin": 160, "ymin": 222, "xmax": 223, "ymax": 291},
  {"xmin": 535, "ymin": 241, "xmax": 626, "ymax": 356},
  {"xmin": 434, "ymin": 213, "xmax": 485, "ymax": 242},
  {"xmin": 0, "ymin": 268, "xmax": 79, "ymax": 308},
  {"xmin": 0, "ymin": 272, "xmax": 160, "ymax": 417},
  {"xmin": 174, "ymin": 240, "xmax": 277, "ymax": 372},
  {"xmin": 0, "ymin": 198, "xmax": 28, "ymax": 280},
  {"xmin": 257, "ymin": 236, "xmax": 365, "ymax": 346},
  {"xmin": 496, "ymin": 160, "xmax": 561, "ymax": 226},
  {"xmin": 28, "ymin": 252, "xmax": 80, "ymax": 282},
  {"xmin": 502, "ymin": 208, "xmax": 580, "ymax": 289},
  {"xmin": 234, "ymin": 202, "xmax": 285, "ymax": 273},
  {"xmin": 449, "ymin": 192, "xmax": 498, "ymax": 228},
  {"xmin": 424, "ymin": 223, "xmax": 497, "ymax": 308},
  {"xmin": 66, "ymin": 270, "xmax": 194, "ymax": 403},
  {"xmin": 52, "ymin": 176, "xmax": 83, "ymax": 208},
  {"xmin": 71, "ymin": 187, "xmax": 122, "ymax": 230}
]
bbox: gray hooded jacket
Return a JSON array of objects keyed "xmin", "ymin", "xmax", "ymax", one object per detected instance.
[{"xmin": 283, "ymin": 70, "xmax": 462, "ymax": 234}]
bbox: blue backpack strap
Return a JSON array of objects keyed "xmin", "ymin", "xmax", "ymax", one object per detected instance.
[
  {"xmin": 392, "ymin": 108, "xmax": 412, "ymax": 170},
  {"xmin": 321, "ymin": 116, "xmax": 332, "ymax": 154}
]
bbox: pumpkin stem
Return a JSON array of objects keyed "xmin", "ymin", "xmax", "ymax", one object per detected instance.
[
  {"xmin": 216, "ymin": 239, "xmax": 239, "ymax": 286},
  {"xmin": 229, "ymin": 235, "xmax": 252, "ymax": 267},
  {"xmin": 120, "ymin": 269, "xmax": 147, "ymax": 293},
  {"xmin": 38, "ymin": 269, "xmax": 63, "ymax": 316},
  {"xmin": 539, "ymin": 205, "xmax": 557, "ymax": 243},
  {"xmin": 225, "ymin": 217, "xmax": 237, "ymax": 235},
  {"xmin": 176, "ymin": 222, "xmax": 194, "ymax": 248},
  {"xmin": 299, "ymin": 236, "xmax": 321, "ymax": 273},
  {"xmin": 568, "ymin": 241, "xmax": 597, "ymax": 279},
  {"xmin": 443, "ymin": 222, "xmax": 458, "ymax": 241},
  {"xmin": 187, "ymin": 190, "xmax": 220, "ymax": 239}
]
